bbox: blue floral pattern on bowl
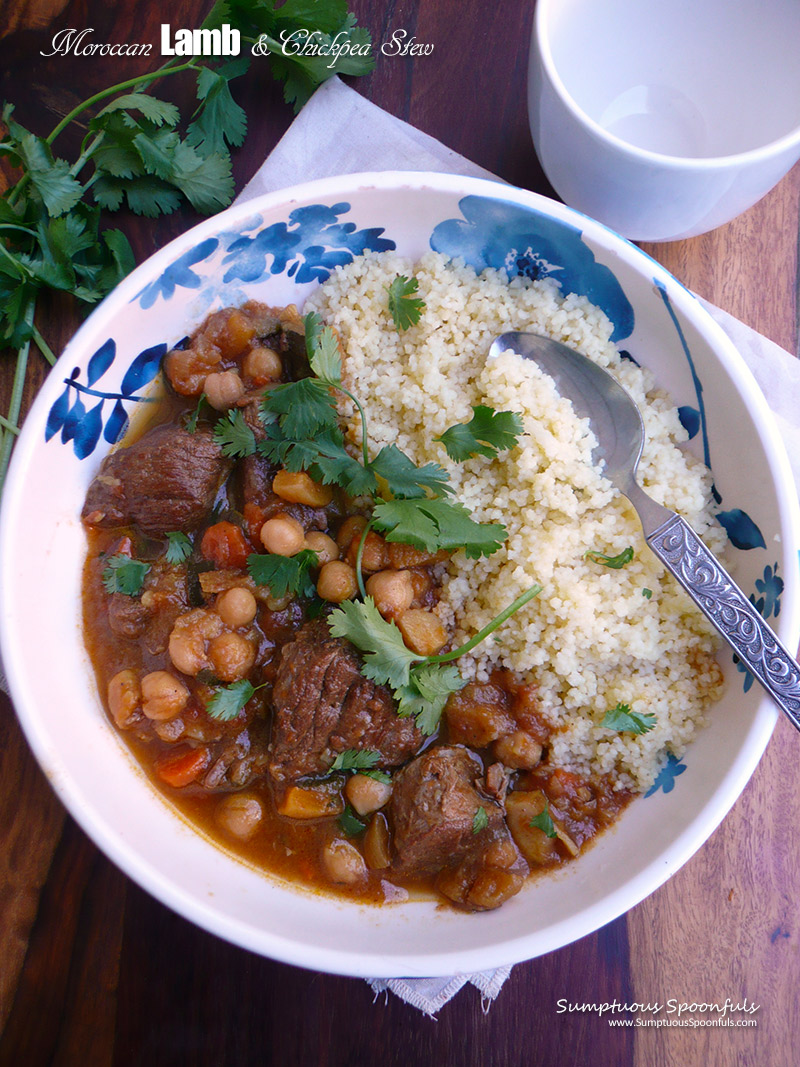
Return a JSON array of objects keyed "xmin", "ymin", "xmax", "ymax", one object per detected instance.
[
  {"xmin": 45, "ymin": 340, "xmax": 164, "ymax": 459},
  {"xmin": 430, "ymin": 194, "xmax": 635, "ymax": 342},
  {"xmin": 644, "ymin": 753, "xmax": 687, "ymax": 797}
]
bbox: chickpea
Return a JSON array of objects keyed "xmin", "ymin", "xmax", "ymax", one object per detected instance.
[
  {"xmin": 272, "ymin": 469, "xmax": 333, "ymax": 507},
  {"xmin": 396, "ymin": 609, "xmax": 448, "ymax": 656},
  {"xmin": 141, "ymin": 671, "xmax": 189, "ymax": 721},
  {"xmin": 208, "ymin": 632, "xmax": 256, "ymax": 683},
  {"xmin": 494, "ymin": 731, "xmax": 543, "ymax": 770},
  {"xmin": 345, "ymin": 773, "xmax": 393, "ymax": 816},
  {"xmin": 366, "ymin": 569, "xmax": 414, "ymax": 619},
  {"xmin": 168, "ymin": 630, "xmax": 207, "ymax": 676},
  {"xmin": 242, "ymin": 346, "xmax": 282, "ymax": 384},
  {"xmin": 203, "ymin": 369, "xmax": 245, "ymax": 411},
  {"xmin": 107, "ymin": 669, "xmax": 141, "ymax": 728},
  {"xmin": 215, "ymin": 586, "xmax": 258, "ymax": 628},
  {"xmin": 336, "ymin": 515, "xmax": 368, "ymax": 552},
  {"xmin": 321, "ymin": 838, "xmax": 367, "ymax": 885},
  {"xmin": 304, "ymin": 531, "xmax": 339, "ymax": 565},
  {"xmin": 259, "ymin": 514, "xmax": 305, "ymax": 556},
  {"xmin": 317, "ymin": 560, "xmax": 358, "ymax": 603},
  {"xmin": 215, "ymin": 794, "xmax": 264, "ymax": 841},
  {"xmin": 357, "ymin": 532, "xmax": 389, "ymax": 573},
  {"xmin": 169, "ymin": 609, "xmax": 223, "ymax": 676}
]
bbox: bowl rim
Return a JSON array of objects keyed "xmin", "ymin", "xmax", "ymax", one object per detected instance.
[{"xmin": 1, "ymin": 169, "xmax": 798, "ymax": 976}]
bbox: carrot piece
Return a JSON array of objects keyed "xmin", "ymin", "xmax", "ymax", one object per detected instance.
[
  {"xmin": 200, "ymin": 521, "xmax": 250, "ymax": 569},
  {"xmin": 156, "ymin": 747, "xmax": 210, "ymax": 788},
  {"xmin": 242, "ymin": 502, "xmax": 268, "ymax": 543}
]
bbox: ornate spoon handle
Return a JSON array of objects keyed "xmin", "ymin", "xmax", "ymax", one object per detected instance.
[{"xmin": 647, "ymin": 513, "xmax": 800, "ymax": 729}]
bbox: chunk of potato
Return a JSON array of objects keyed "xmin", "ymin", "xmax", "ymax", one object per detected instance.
[{"xmin": 277, "ymin": 784, "xmax": 344, "ymax": 820}]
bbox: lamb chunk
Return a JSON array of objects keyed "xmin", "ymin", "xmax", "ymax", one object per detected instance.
[
  {"xmin": 269, "ymin": 619, "xmax": 423, "ymax": 782},
  {"xmin": 389, "ymin": 746, "xmax": 505, "ymax": 877},
  {"xmin": 390, "ymin": 746, "xmax": 528, "ymax": 910},
  {"xmin": 82, "ymin": 425, "xmax": 228, "ymax": 536},
  {"xmin": 107, "ymin": 593, "xmax": 149, "ymax": 639}
]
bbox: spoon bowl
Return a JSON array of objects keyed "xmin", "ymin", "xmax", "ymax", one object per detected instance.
[{"xmin": 489, "ymin": 330, "xmax": 800, "ymax": 731}]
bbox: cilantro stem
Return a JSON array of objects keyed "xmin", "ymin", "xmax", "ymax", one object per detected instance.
[
  {"xmin": 338, "ymin": 386, "xmax": 371, "ymax": 468},
  {"xmin": 70, "ymin": 132, "xmax": 106, "ymax": 179},
  {"xmin": 0, "ymin": 298, "xmax": 34, "ymax": 494},
  {"xmin": 0, "ymin": 415, "xmax": 19, "ymax": 435},
  {"xmin": 31, "ymin": 324, "xmax": 56, "ymax": 367},
  {"xmin": 354, "ymin": 519, "xmax": 372, "ymax": 599},
  {"xmin": 45, "ymin": 61, "xmax": 200, "ymax": 146},
  {"xmin": 425, "ymin": 583, "xmax": 543, "ymax": 666}
]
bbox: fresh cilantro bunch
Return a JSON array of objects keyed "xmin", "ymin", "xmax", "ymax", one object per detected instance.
[{"xmin": 0, "ymin": 0, "xmax": 373, "ymax": 493}]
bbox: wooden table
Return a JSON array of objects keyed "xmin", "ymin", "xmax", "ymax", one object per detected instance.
[{"xmin": 1, "ymin": 2, "xmax": 799, "ymax": 1063}]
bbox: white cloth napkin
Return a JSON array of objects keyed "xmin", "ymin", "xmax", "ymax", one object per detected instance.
[{"xmin": 3, "ymin": 75, "xmax": 800, "ymax": 1017}]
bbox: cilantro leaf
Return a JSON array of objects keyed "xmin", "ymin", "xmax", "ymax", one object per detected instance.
[
  {"xmin": 307, "ymin": 322, "xmax": 343, "ymax": 384},
  {"xmin": 370, "ymin": 444, "xmax": 452, "ymax": 499},
  {"xmin": 395, "ymin": 662, "xmax": 466, "ymax": 736},
  {"xmin": 472, "ymin": 806, "xmax": 489, "ymax": 834},
  {"xmin": 213, "ymin": 408, "xmax": 256, "ymax": 458},
  {"xmin": 601, "ymin": 702, "xmax": 656, "ymax": 735},
  {"xmin": 338, "ymin": 804, "xmax": 367, "ymax": 836},
  {"xmin": 264, "ymin": 14, "xmax": 375, "ymax": 111},
  {"xmin": 585, "ymin": 546, "xmax": 634, "ymax": 569},
  {"xmin": 530, "ymin": 797, "xmax": 557, "ymax": 839},
  {"xmin": 327, "ymin": 596, "xmax": 420, "ymax": 690},
  {"xmin": 262, "ymin": 426, "xmax": 377, "ymax": 498},
  {"xmin": 95, "ymin": 93, "xmax": 181, "ymax": 127},
  {"xmin": 4, "ymin": 120, "xmax": 84, "ymax": 217},
  {"xmin": 185, "ymin": 393, "xmax": 211, "ymax": 433},
  {"xmin": 102, "ymin": 554, "xmax": 149, "ymax": 596},
  {"xmin": 260, "ymin": 377, "xmax": 340, "ymax": 440},
  {"xmin": 331, "ymin": 749, "xmax": 382, "ymax": 772},
  {"xmin": 372, "ymin": 496, "xmax": 508, "ymax": 558},
  {"xmin": 247, "ymin": 549, "xmax": 319, "ymax": 599},
  {"xmin": 165, "ymin": 531, "xmax": 193, "ymax": 565},
  {"xmin": 186, "ymin": 65, "xmax": 248, "ymax": 157},
  {"xmin": 437, "ymin": 405, "xmax": 524, "ymax": 462},
  {"xmin": 386, "ymin": 275, "xmax": 425, "ymax": 331},
  {"xmin": 206, "ymin": 678, "xmax": 255, "ymax": 722},
  {"xmin": 642, "ymin": 588, "xmax": 653, "ymax": 599},
  {"xmin": 168, "ymin": 142, "xmax": 235, "ymax": 214}
]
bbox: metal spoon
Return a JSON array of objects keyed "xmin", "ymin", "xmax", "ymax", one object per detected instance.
[{"xmin": 489, "ymin": 330, "xmax": 800, "ymax": 730}]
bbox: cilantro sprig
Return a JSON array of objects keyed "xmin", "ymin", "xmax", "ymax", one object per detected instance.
[
  {"xmin": 437, "ymin": 405, "xmax": 524, "ymax": 462},
  {"xmin": 0, "ymin": 1, "xmax": 374, "ymax": 495},
  {"xmin": 247, "ymin": 548, "xmax": 319, "ymax": 600},
  {"xmin": 585, "ymin": 546, "xmax": 634, "ymax": 569},
  {"xmin": 328, "ymin": 584, "xmax": 542, "ymax": 736},
  {"xmin": 205, "ymin": 678, "xmax": 267, "ymax": 722},
  {"xmin": 386, "ymin": 275, "xmax": 425, "ymax": 331},
  {"xmin": 165, "ymin": 531, "xmax": 193, "ymax": 565},
  {"xmin": 601, "ymin": 702, "xmax": 657, "ymax": 735},
  {"xmin": 101, "ymin": 554, "xmax": 150, "ymax": 596},
  {"xmin": 213, "ymin": 408, "xmax": 256, "ymax": 458},
  {"xmin": 330, "ymin": 749, "xmax": 391, "ymax": 784}
]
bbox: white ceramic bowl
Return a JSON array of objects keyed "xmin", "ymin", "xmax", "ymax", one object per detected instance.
[
  {"xmin": 529, "ymin": 0, "xmax": 800, "ymax": 241},
  {"xmin": 1, "ymin": 172, "xmax": 798, "ymax": 977}
]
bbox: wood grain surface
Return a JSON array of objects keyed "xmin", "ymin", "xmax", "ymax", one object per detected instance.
[{"xmin": 1, "ymin": 2, "xmax": 798, "ymax": 1064}]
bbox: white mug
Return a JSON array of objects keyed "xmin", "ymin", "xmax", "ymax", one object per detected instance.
[{"xmin": 528, "ymin": 0, "xmax": 800, "ymax": 242}]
